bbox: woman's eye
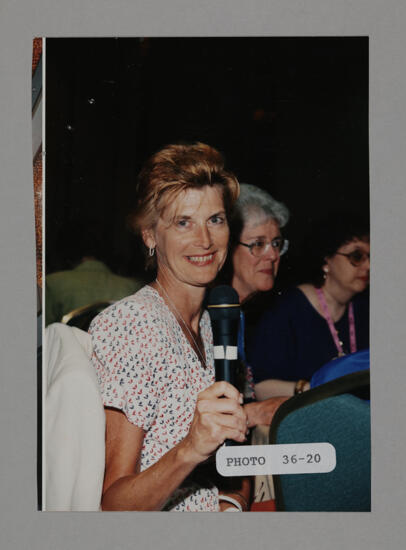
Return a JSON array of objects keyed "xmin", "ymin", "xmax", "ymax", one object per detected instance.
[
  {"xmin": 209, "ymin": 215, "xmax": 225, "ymax": 225},
  {"xmin": 349, "ymin": 251, "xmax": 363, "ymax": 261},
  {"xmin": 176, "ymin": 219, "xmax": 190, "ymax": 228},
  {"xmin": 252, "ymin": 241, "xmax": 265, "ymax": 249}
]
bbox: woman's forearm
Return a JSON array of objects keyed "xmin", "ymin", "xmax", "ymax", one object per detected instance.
[
  {"xmin": 101, "ymin": 439, "xmax": 201, "ymax": 511},
  {"xmin": 244, "ymin": 396, "xmax": 290, "ymax": 427},
  {"xmin": 101, "ymin": 381, "xmax": 247, "ymax": 511},
  {"xmin": 254, "ymin": 379, "xmax": 296, "ymax": 400}
]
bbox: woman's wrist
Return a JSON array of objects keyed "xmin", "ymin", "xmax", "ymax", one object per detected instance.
[
  {"xmin": 219, "ymin": 491, "xmax": 249, "ymax": 512},
  {"xmin": 176, "ymin": 435, "xmax": 209, "ymax": 467},
  {"xmin": 219, "ymin": 494, "xmax": 243, "ymax": 512},
  {"xmin": 229, "ymin": 491, "xmax": 249, "ymax": 511}
]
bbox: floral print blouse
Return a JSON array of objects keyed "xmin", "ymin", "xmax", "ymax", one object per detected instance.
[{"xmin": 89, "ymin": 285, "xmax": 219, "ymax": 511}]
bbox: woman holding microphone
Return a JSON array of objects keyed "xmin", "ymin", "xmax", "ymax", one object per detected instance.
[{"xmin": 89, "ymin": 143, "xmax": 249, "ymax": 512}]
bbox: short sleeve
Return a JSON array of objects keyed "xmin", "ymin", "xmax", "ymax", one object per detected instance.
[{"xmin": 89, "ymin": 299, "xmax": 168, "ymax": 431}]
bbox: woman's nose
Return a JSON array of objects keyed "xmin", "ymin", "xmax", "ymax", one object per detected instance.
[
  {"xmin": 195, "ymin": 224, "xmax": 213, "ymax": 249},
  {"xmin": 263, "ymin": 243, "xmax": 278, "ymax": 261}
]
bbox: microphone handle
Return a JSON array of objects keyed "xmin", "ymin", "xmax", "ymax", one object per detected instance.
[
  {"xmin": 211, "ymin": 317, "xmax": 241, "ymax": 447},
  {"xmin": 213, "ymin": 346, "xmax": 241, "ymax": 448},
  {"xmin": 214, "ymin": 357, "xmax": 238, "ymax": 388},
  {"xmin": 212, "ymin": 318, "xmax": 239, "ymax": 385}
]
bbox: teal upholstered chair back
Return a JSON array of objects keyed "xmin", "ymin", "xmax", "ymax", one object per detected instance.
[{"xmin": 270, "ymin": 373, "xmax": 371, "ymax": 511}]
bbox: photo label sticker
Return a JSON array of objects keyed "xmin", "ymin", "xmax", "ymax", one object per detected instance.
[{"xmin": 216, "ymin": 443, "xmax": 336, "ymax": 476}]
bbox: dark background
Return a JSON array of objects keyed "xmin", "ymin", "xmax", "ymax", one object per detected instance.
[{"xmin": 45, "ymin": 37, "xmax": 369, "ymax": 288}]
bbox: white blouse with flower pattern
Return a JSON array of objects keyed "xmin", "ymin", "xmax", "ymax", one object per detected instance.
[{"xmin": 89, "ymin": 285, "xmax": 219, "ymax": 511}]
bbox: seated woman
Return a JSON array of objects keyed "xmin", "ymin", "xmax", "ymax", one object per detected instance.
[
  {"xmin": 248, "ymin": 212, "xmax": 370, "ymax": 399},
  {"xmin": 219, "ymin": 183, "xmax": 292, "ymax": 425},
  {"xmin": 228, "ymin": 183, "xmax": 290, "ymax": 343},
  {"xmin": 89, "ymin": 143, "xmax": 249, "ymax": 512}
]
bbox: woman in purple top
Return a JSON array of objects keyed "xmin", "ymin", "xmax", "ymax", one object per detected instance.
[{"xmin": 248, "ymin": 212, "xmax": 370, "ymax": 399}]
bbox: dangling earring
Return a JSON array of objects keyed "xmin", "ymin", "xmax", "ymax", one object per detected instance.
[
  {"xmin": 323, "ymin": 266, "xmax": 329, "ymax": 280},
  {"xmin": 149, "ymin": 247, "xmax": 155, "ymax": 257}
]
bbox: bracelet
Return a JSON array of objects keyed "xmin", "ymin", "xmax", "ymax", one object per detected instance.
[
  {"xmin": 228, "ymin": 491, "xmax": 249, "ymax": 511},
  {"xmin": 218, "ymin": 495, "xmax": 243, "ymax": 512},
  {"xmin": 294, "ymin": 379, "xmax": 308, "ymax": 395}
]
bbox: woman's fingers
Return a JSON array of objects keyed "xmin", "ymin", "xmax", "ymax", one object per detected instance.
[
  {"xmin": 196, "ymin": 383, "xmax": 247, "ymax": 431},
  {"xmin": 183, "ymin": 382, "xmax": 248, "ymax": 461},
  {"xmin": 200, "ymin": 411, "xmax": 247, "ymax": 441},
  {"xmin": 196, "ymin": 382, "xmax": 248, "ymax": 440},
  {"xmin": 198, "ymin": 381, "xmax": 242, "ymax": 402},
  {"xmin": 196, "ymin": 395, "xmax": 244, "ymax": 416}
]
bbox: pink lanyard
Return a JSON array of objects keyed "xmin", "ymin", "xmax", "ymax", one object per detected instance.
[{"xmin": 315, "ymin": 287, "xmax": 357, "ymax": 357}]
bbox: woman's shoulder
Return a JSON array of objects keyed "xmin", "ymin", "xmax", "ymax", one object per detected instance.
[
  {"xmin": 273, "ymin": 286, "xmax": 309, "ymax": 309},
  {"xmin": 89, "ymin": 285, "xmax": 177, "ymax": 370},
  {"xmin": 255, "ymin": 286, "xmax": 313, "ymax": 325},
  {"xmin": 89, "ymin": 285, "xmax": 170, "ymax": 332}
]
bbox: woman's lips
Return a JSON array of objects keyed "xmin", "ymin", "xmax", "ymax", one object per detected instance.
[
  {"xmin": 258, "ymin": 269, "xmax": 273, "ymax": 275},
  {"xmin": 185, "ymin": 252, "xmax": 216, "ymax": 266},
  {"xmin": 358, "ymin": 275, "xmax": 369, "ymax": 282}
]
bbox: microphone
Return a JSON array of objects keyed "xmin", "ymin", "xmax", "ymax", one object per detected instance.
[
  {"xmin": 207, "ymin": 285, "xmax": 241, "ymax": 388},
  {"xmin": 208, "ymin": 285, "xmax": 242, "ymax": 447}
]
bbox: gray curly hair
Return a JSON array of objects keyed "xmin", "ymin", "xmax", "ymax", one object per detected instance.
[{"xmin": 234, "ymin": 183, "xmax": 290, "ymax": 228}]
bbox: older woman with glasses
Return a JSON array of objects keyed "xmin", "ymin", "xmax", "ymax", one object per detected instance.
[
  {"xmin": 229, "ymin": 184, "xmax": 290, "ymax": 308},
  {"xmin": 248, "ymin": 212, "xmax": 370, "ymax": 400},
  {"xmin": 218, "ymin": 183, "xmax": 292, "ymax": 426}
]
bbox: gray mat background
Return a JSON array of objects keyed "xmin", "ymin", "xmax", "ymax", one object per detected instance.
[{"xmin": 1, "ymin": 1, "xmax": 405, "ymax": 549}]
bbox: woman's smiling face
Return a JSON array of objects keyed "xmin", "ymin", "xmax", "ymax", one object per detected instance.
[
  {"xmin": 231, "ymin": 217, "xmax": 282, "ymax": 302},
  {"xmin": 144, "ymin": 185, "xmax": 230, "ymax": 289}
]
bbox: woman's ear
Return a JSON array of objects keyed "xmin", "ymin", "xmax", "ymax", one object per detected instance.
[{"xmin": 141, "ymin": 228, "xmax": 156, "ymax": 250}]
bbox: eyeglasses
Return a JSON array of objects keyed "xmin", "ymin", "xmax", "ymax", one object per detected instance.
[
  {"xmin": 238, "ymin": 237, "xmax": 289, "ymax": 258},
  {"xmin": 336, "ymin": 250, "xmax": 370, "ymax": 267}
]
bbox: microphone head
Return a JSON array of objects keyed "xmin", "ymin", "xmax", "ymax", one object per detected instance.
[{"xmin": 207, "ymin": 285, "xmax": 240, "ymax": 321}]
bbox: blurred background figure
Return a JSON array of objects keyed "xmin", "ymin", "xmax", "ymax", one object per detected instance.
[
  {"xmin": 248, "ymin": 212, "xmax": 370, "ymax": 399},
  {"xmin": 45, "ymin": 223, "xmax": 144, "ymax": 326}
]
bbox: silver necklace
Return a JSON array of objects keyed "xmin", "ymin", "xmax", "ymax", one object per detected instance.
[{"xmin": 155, "ymin": 278, "xmax": 207, "ymax": 369}]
